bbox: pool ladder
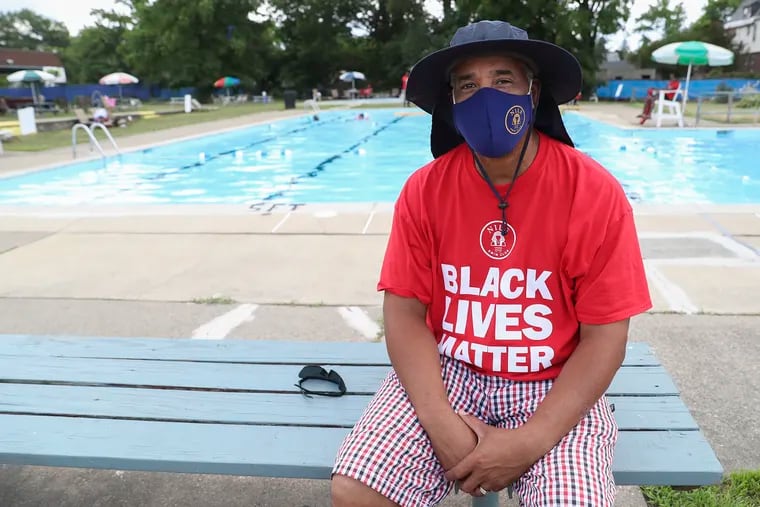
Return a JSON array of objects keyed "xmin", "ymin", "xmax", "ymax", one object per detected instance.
[
  {"xmin": 72, "ymin": 123, "xmax": 121, "ymax": 163},
  {"xmin": 304, "ymin": 99, "xmax": 321, "ymax": 116}
]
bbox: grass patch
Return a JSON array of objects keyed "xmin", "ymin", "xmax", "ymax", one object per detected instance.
[
  {"xmin": 643, "ymin": 470, "xmax": 760, "ymax": 507},
  {"xmin": 190, "ymin": 295, "xmax": 237, "ymax": 305},
  {"xmin": 1, "ymin": 101, "xmax": 290, "ymax": 152}
]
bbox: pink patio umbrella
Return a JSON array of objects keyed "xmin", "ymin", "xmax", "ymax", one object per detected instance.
[{"xmin": 99, "ymin": 72, "xmax": 140, "ymax": 98}]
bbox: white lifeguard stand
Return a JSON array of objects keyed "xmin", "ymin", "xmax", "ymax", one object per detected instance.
[{"xmin": 651, "ymin": 88, "xmax": 684, "ymax": 128}]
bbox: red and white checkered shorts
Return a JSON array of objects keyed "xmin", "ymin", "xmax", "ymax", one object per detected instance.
[{"xmin": 332, "ymin": 355, "xmax": 617, "ymax": 507}]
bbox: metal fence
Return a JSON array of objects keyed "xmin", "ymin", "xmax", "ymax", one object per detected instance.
[{"xmin": 694, "ymin": 90, "xmax": 760, "ymax": 125}]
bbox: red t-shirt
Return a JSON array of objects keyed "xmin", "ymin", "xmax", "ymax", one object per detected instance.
[
  {"xmin": 401, "ymin": 74, "xmax": 409, "ymax": 90},
  {"xmin": 378, "ymin": 133, "xmax": 652, "ymax": 381},
  {"xmin": 665, "ymin": 79, "xmax": 680, "ymax": 100}
]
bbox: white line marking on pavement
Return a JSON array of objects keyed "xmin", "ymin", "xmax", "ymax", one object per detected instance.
[
  {"xmin": 192, "ymin": 304, "xmax": 258, "ymax": 340},
  {"xmin": 337, "ymin": 306, "xmax": 382, "ymax": 340},
  {"xmin": 639, "ymin": 231, "xmax": 759, "ymax": 261},
  {"xmin": 705, "ymin": 234, "xmax": 759, "ymax": 260},
  {"xmin": 644, "ymin": 261, "xmax": 699, "ymax": 314},
  {"xmin": 271, "ymin": 212, "xmax": 291, "ymax": 233},
  {"xmin": 362, "ymin": 210, "xmax": 376, "ymax": 234}
]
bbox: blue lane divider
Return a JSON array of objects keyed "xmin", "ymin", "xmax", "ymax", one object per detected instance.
[
  {"xmin": 257, "ymin": 116, "xmax": 405, "ymax": 203},
  {"xmin": 141, "ymin": 116, "xmax": 342, "ymax": 181}
]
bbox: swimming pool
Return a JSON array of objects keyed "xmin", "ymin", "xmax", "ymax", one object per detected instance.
[{"xmin": 1, "ymin": 109, "xmax": 759, "ymax": 205}]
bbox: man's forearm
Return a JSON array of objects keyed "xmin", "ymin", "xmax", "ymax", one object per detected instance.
[
  {"xmin": 521, "ymin": 324, "xmax": 628, "ymax": 456},
  {"xmin": 385, "ymin": 311, "xmax": 454, "ymax": 426}
]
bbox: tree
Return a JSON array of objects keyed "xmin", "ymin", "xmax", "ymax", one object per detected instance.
[
  {"xmin": 62, "ymin": 4, "xmax": 134, "ymax": 84},
  {"xmin": 0, "ymin": 9, "xmax": 70, "ymax": 52},
  {"xmin": 557, "ymin": 0, "xmax": 634, "ymax": 93},
  {"xmin": 635, "ymin": 0, "xmax": 687, "ymax": 40},
  {"xmin": 63, "ymin": 26, "xmax": 129, "ymax": 84},
  {"xmin": 688, "ymin": 0, "xmax": 741, "ymax": 48},
  {"xmin": 119, "ymin": 0, "xmax": 277, "ymax": 94},
  {"xmin": 629, "ymin": 0, "xmax": 741, "ymax": 75},
  {"xmin": 266, "ymin": 0, "xmax": 376, "ymax": 93}
]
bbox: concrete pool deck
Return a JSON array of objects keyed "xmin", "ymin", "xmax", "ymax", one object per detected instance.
[{"xmin": 0, "ymin": 103, "xmax": 759, "ymax": 506}]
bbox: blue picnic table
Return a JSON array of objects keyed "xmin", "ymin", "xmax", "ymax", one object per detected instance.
[{"xmin": 0, "ymin": 335, "xmax": 723, "ymax": 506}]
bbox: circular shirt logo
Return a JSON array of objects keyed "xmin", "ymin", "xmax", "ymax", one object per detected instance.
[
  {"xmin": 479, "ymin": 220, "xmax": 517, "ymax": 260},
  {"xmin": 504, "ymin": 105, "xmax": 526, "ymax": 135}
]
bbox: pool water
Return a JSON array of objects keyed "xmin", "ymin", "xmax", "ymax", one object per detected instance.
[{"xmin": 0, "ymin": 109, "xmax": 759, "ymax": 205}]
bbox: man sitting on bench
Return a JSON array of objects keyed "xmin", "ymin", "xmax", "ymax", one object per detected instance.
[{"xmin": 331, "ymin": 19, "xmax": 652, "ymax": 507}]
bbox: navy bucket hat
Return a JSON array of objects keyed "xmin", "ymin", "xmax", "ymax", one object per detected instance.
[{"xmin": 406, "ymin": 20, "xmax": 582, "ymax": 158}]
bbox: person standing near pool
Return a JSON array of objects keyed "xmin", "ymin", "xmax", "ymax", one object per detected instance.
[{"xmin": 331, "ymin": 19, "xmax": 652, "ymax": 507}]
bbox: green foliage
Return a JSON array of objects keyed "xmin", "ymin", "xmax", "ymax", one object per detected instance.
[
  {"xmin": 0, "ymin": 9, "xmax": 70, "ymax": 51},
  {"xmin": 643, "ymin": 469, "xmax": 760, "ymax": 507},
  {"xmin": 62, "ymin": 24, "xmax": 130, "ymax": 84},
  {"xmin": 629, "ymin": 0, "xmax": 742, "ymax": 75},
  {"xmin": 635, "ymin": 0, "xmax": 686, "ymax": 39},
  {"xmin": 737, "ymin": 93, "xmax": 760, "ymax": 109},
  {"xmin": 120, "ymin": 0, "xmax": 277, "ymax": 93},
  {"xmin": 6, "ymin": 0, "xmax": 637, "ymax": 98}
]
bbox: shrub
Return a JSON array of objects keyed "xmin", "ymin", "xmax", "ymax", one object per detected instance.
[{"xmin": 736, "ymin": 93, "xmax": 760, "ymax": 109}]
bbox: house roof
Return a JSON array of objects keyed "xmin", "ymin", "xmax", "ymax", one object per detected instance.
[
  {"xmin": 729, "ymin": 0, "xmax": 760, "ymax": 22},
  {"xmin": 0, "ymin": 48, "xmax": 63, "ymax": 70}
]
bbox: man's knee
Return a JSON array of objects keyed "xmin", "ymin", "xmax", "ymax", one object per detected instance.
[{"xmin": 331, "ymin": 474, "xmax": 399, "ymax": 507}]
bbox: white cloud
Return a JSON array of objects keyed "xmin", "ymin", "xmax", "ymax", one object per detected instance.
[{"xmin": 2, "ymin": 0, "xmax": 118, "ymax": 35}]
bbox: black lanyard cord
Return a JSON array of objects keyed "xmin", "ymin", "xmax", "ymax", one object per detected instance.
[{"xmin": 471, "ymin": 125, "xmax": 533, "ymax": 237}]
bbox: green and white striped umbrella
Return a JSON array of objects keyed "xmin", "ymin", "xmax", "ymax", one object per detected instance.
[
  {"xmin": 651, "ymin": 41, "xmax": 734, "ymax": 111},
  {"xmin": 6, "ymin": 69, "xmax": 57, "ymax": 105},
  {"xmin": 651, "ymin": 41, "xmax": 734, "ymax": 67},
  {"xmin": 6, "ymin": 69, "xmax": 57, "ymax": 83}
]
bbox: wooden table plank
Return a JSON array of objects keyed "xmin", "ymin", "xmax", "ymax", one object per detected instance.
[
  {"xmin": 0, "ymin": 356, "xmax": 390, "ymax": 394},
  {"xmin": 0, "ymin": 354, "xmax": 677, "ymax": 396},
  {"xmin": 0, "ymin": 335, "xmax": 659, "ymax": 366},
  {"xmin": 0, "ymin": 384, "xmax": 698, "ymax": 431},
  {"xmin": 0, "ymin": 414, "xmax": 722, "ymax": 486}
]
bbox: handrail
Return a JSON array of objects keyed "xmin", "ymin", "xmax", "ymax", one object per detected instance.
[
  {"xmin": 72, "ymin": 123, "xmax": 106, "ymax": 160},
  {"xmin": 90, "ymin": 122, "xmax": 120, "ymax": 154}
]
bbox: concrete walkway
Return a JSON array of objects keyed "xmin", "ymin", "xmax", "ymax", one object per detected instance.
[{"xmin": 0, "ymin": 104, "xmax": 758, "ymax": 506}]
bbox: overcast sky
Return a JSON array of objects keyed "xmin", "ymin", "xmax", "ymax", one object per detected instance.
[{"xmin": 5, "ymin": 0, "xmax": 707, "ymax": 50}]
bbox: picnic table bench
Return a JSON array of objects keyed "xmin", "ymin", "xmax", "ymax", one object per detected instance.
[{"xmin": 0, "ymin": 335, "xmax": 723, "ymax": 507}]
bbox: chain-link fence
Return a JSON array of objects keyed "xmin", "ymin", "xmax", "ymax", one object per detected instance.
[{"xmin": 694, "ymin": 89, "xmax": 760, "ymax": 125}]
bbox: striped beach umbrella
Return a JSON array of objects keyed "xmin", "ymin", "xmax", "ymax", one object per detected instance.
[
  {"xmin": 213, "ymin": 76, "xmax": 241, "ymax": 88},
  {"xmin": 99, "ymin": 72, "xmax": 139, "ymax": 85},
  {"xmin": 99, "ymin": 72, "xmax": 139, "ymax": 99},
  {"xmin": 6, "ymin": 69, "xmax": 57, "ymax": 83},
  {"xmin": 6, "ymin": 70, "xmax": 57, "ymax": 104},
  {"xmin": 651, "ymin": 41, "xmax": 734, "ymax": 109}
]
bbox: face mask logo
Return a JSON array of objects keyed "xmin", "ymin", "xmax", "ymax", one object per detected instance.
[{"xmin": 505, "ymin": 105, "xmax": 526, "ymax": 135}]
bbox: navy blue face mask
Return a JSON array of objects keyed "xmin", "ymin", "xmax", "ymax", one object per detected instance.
[{"xmin": 452, "ymin": 86, "xmax": 534, "ymax": 158}]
